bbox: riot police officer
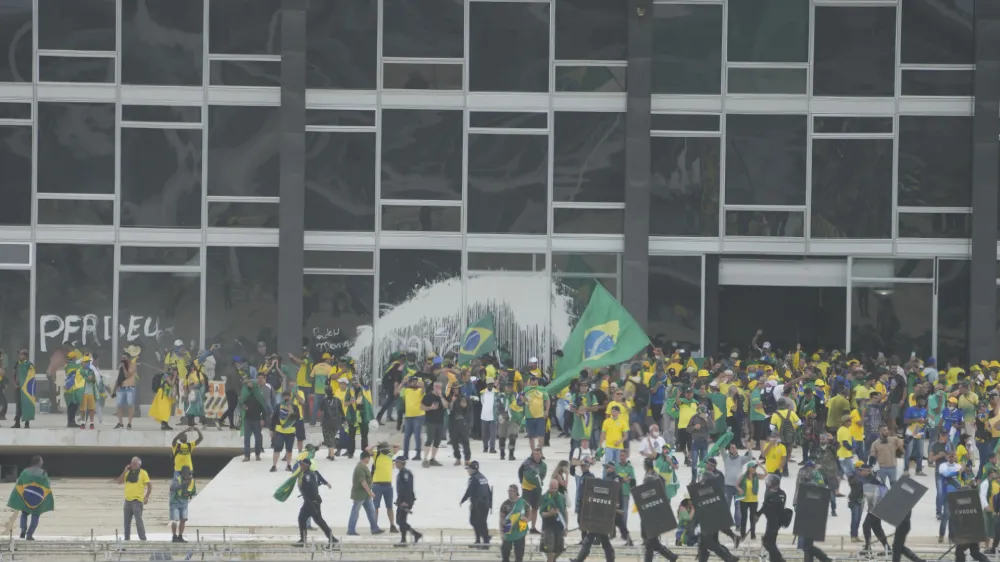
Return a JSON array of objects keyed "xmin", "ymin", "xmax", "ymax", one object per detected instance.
[
  {"xmin": 572, "ymin": 462, "xmax": 618, "ymax": 562},
  {"xmin": 461, "ymin": 460, "xmax": 492, "ymax": 546},
  {"xmin": 760, "ymin": 474, "xmax": 788, "ymax": 562}
]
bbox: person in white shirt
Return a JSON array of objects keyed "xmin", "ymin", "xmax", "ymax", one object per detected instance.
[
  {"xmin": 480, "ymin": 381, "xmax": 498, "ymax": 454},
  {"xmin": 639, "ymin": 425, "xmax": 666, "ymax": 458}
]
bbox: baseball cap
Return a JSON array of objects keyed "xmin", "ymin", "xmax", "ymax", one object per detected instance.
[
  {"xmin": 432, "ymin": 356, "xmax": 444, "ymax": 365},
  {"xmin": 393, "ymin": 452, "xmax": 407, "ymax": 462},
  {"xmin": 706, "ymin": 458, "xmax": 717, "ymax": 466},
  {"xmin": 529, "ymin": 357, "xmax": 539, "ymax": 363}
]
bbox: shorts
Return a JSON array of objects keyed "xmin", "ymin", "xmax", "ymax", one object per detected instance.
[
  {"xmin": 295, "ymin": 420, "xmax": 306, "ymax": 441},
  {"xmin": 273, "ymin": 432, "xmax": 295, "ymax": 453},
  {"xmin": 169, "ymin": 502, "xmax": 189, "ymax": 521},
  {"xmin": 541, "ymin": 526, "xmax": 565, "ymax": 554},
  {"xmin": 81, "ymin": 394, "xmax": 97, "ymax": 411},
  {"xmin": 889, "ymin": 404, "xmax": 901, "ymax": 422},
  {"xmin": 525, "ymin": 418, "xmax": 546, "ymax": 438},
  {"xmin": 372, "ymin": 482, "xmax": 393, "ymax": 508},
  {"xmin": 116, "ymin": 387, "xmax": 136, "ymax": 408},
  {"xmin": 523, "ymin": 488, "xmax": 541, "ymax": 509},
  {"xmin": 425, "ymin": 422, "xmax": 445, "ymax": 448},
  {"xmin": 752, "ymin": 420, "xmax": 769, "ymax": 441}
]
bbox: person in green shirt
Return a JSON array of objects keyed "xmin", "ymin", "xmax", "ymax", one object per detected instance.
[
  {"xmin": 538, "ymin": 479, "xmax": 566, "ymax": 562},
  {"xmin": 348, "ymin": 451, "xmax": 384, "ymax": 536},
  {"xmin": 749, "ymin": 386, "xmax": 768, "ymax": 451},
  {"xmin": 499, "ymin": 485, "xmax": 528, "ymax": 562},
  {"xmin": 499, "ymin": 380, "xmax": 525, "ymax": 460}
]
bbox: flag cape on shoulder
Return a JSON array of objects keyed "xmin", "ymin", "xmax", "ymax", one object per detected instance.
[
  {"xmin": 502, "ymin": 497, "xmax": 529, "ymax": 542},
  {"xmin": 19, "ymin": 361, "xmax": 36, "ymax": 422},
  {"xmin": 63, "ymin": 360, "xmax": 85, "ymax": 405},
  {"xmin": 346, "ymin": 387, "xmax": 374, "ymax": 428},
  {"xmin": 148, "ymin": 381, "xmax": 175, "ymax": 423},
  {"xmin": 274, "ymin": 448, "xmax": 318, "ymax": 502},
  {"xmin": 7, "ymin": 469, "xmax": 54, "ymax": 515},
  {"xmin": 458, "ymin": 313, "xmax": 498, "ymax": 365},
  {"xmin": 237, "ymin": 382, "xmax": 269, "ymax": 436}
]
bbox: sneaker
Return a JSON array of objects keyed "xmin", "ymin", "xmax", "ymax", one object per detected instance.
[
  {"xmin": 172, "ymin": 536, "xmax": 182, "ymax": 543},
  {"xmin": 915, "ymin": 471, "xmax": 927, "ymax": 476},
  {"xmin": 390, "ymin": 525, "xmax": 399, "ymax": 533},
  {"xmin": 489, "ymin": 448, "xmax": 496, "ymax": 454},
  {"xmin": 851, "ymin": 537, "xmax": 862, "ymax": 543},
  {"xmin": 454, "ymin": 459, "xmax": 462, "ymax": 466},
  {"xmin": 270, "ymin": 466, "xmax": 277, "ymax": 473},
  {"xmin": 421, "ymin": 460, "xmax": 430, "ymax": 468},
  {"xmin": 286, "ymin": 465, "xmax": 293, "ymax": 472},
  {"xmin": 114, "ymin": 423, "xmax": 124, "ymax": 429},
  {"xmin": 255, "ymin": 454, "xmax": 261, "ymax": 461},
  {"xmin": 372, "ymin": 529, "xmax": 385, "ymax": 535},
  {"xmin": 89, "ymin": 423, "xmax": 95, "ymax": 430},
  {"xmin": 126, "ymin": 423, "xmax": 132, "ymax": 430},
  {"xmin": 413, "ymin": 532, "xmax": 423, "ymax": 544},
  {"xmin": 243, "ymin": 456, "xmax": 251, "ymax": 462}
]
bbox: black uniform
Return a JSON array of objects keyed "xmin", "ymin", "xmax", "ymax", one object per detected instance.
[
  {"xmin": 891, "ymin": 513, "xmax": 925, "ymax": 562},
  {"xmin": 461, "ymin": 469, "xmax": 492, "ymax": 544},
  {"xmin": 395, "ymin": 465, "xmax": 422, "ymax": 543},
  {"xmin": 700, "ymin": 467, "xmax": 741, "ymax": 546},
  {"xmin": 575, "ymin": 470, "xmax": 617, "ymax": 562},
  {"xmin": 297, "ymin": 470, "xmax": 336, "ymax": 544},
  {"xmin": 641, "ymin": 473, "xmax": 678, "ymax": 562},
  {"xmin": 760, "ymin": 487, "xmax": 787, "ymax": 562}
]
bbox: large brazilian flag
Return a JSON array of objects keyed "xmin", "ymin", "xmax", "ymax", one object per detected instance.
[
  {"xmin": 7, "ymin": 469, "xmax": 54, "ymax": 515},
  {"xmin": 458, "ymin": 313, "xmax": 498, "ymax": 365},
  {"xmin": 19, "ymin": 360, "xmax": 36, "ymax": 422}
]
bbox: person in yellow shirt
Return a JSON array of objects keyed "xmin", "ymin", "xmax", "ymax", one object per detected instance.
[
  {"xmin": 286, "ymin": 346, "xmax": 314, "ymax": 397},
  {"xmin": 270, "ymin": 391, "xmax": 299, "ymax": 472},
  {"xmin": 599, "ymin": 405, "xmax": 629, "ymax": 464},
  {"xmin": 171, "ymin": 427, "xmax": 203, "ymax": 476},
  {"xmin": 367, "ymin": 442, "xmax": 401, "ymax": 533},
  {"xmin": 523, "ymin": 377, "xmax": 549, "ymax": 451},
  {"xmin": 401, "ymin": 377, "xmax": 426, "ymax": 460},
  {"xmin": 309, "ymin": 354, "xmax": 335, "ymax": 425},
  {"xmin": 761, "ymin": 434, "xmax": 787, "ymax": 475},
  {"xmin": 164, "ymin": 340, "xmax": 191, "ymax": 384},
  {"xmin": 116, "ymin": 456, "xmax": 152, "ymax": 541},
  {"xmin": 676, "ymin": 388, "xmax": 698, "ymax": 461},
  {"xmin": 835, "ymin": 414, "xmax": 856, "ymax": 478}
]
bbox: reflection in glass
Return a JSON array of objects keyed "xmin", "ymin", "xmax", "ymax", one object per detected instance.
[
  {"xmin": 121, "ymin": 0, "xmax": 203, "ymax": 86},
  {"xmin": 0, "ymin": 271, "xmax": 30, "ymax": 387},
  {"xmin": 555, "ymin": 66, "xmax": 626, "ymax": 92},
  {"xmin": 37, "ymin": 103, "xmax": 115, "ymax": 195},
  {"xmin": 209, "ymin": 60, "xmax": 280, "ymax": 87},
  {"xmin": 303, "ymin": 251, "xmax": 373, "ymax": 270},
  {"xmin": 898, "ymin": 116, "xmax": 972, "ymax": 207},
  {"xmin": 652, "ymin": 3, "xmax": 723, "ymax": 95},
  {"xmin": 851, "ymin": 259, "xmax": 934, "ymax": 280},
  {"xmin": 0, "ymin": 244, "xmax": 30, "ymax": 264},
  {"xmin": 38, "ymin": 199, "xmax": 114, "ymax": 226},
  {"xmin": 725, "ymin": 211, "xmax": 804, "ymax": 237},
  {"xmin": 721, "ymin": 287, "xmax": 845, "ymax": 352},
  {"xmin": 208, "ymin": 0, "xmax": 280, "ymax": 55},
  {"xmin": 470, "ymin": 112, "xmax": 547, "ymax": 129},
  {"xmin": 121, "ymin": 128, "xmax": 202, "ymax": 228},
  {"xmin": 813, "ymin": 117, "xmax": 892, "ymax": 134},
  {"xmin": 383, "ymin": 63, "xmax": 462, "ymax": 90},
  {"xmin": 811, "ymin": 138, "xmax": 892, "ymax": 239},
  {"xmin": 0, "ymin": 103, "xmax": 29, "ymax": 119},
  {"xmin": 468, "ymin": 253, "xmax": 535, "ymax": 272},
  {"xmin": 0, "ymin": 0, "xmax": 31, "ymax": 82},
  {"xmin": 898, "ymin": 213, "xmax": 971, "ymax": 239},
  {"xmin": 725, "ymin": 114, "xmax": 807, "ymax": 205},
  {"xmin": 208, "ymin": 202, "xmax": 279, "ymax": 228},
  {"xmin": 651, "ymin": 114, "xmax": 719, "ymax": 132},
  {"xmin": 304, "ymin": 275, "xmax": 374, "ymax": 377},
  {"xmin": 554, "ymin": 112, "xmax": 625, "ymax": 202},
  {"xmin": 554, "ymin": 208, "xmax": 624, "ymax": 234},
  {"xmin": 381, "ymin": 109, "xmax": 462, "ymax": 201},
  {"xmin": 901, "ymin": 0, "xmax": 973, "ymax": 65},
  {"xmin": 38, "ymin": 56, "xmax": 114, "ymax": 83},
  {"xmin": 381, "ymin": 205, "xmax": 461, "ymax": 232},
  {"xmin": 554, "ymin": 0, "xmax": 627, "ymax": 61},
  {"xmin": 937, "ymin": 260, "xmax": 969, "ymax": 364},
  {"xmin": 306, "ymin": 0, "xmax": 377, "ymax": 89},
  {"xmin": 650, "ymin": 137, "xmax": 719, "ymax": 237},
  {"xmin": 38, "ymin": 0, "xmax": 115, "ymax": 51},
  {"xmin": 555, "ymin": 277, "xmax": 617, "ymax": 331},
  {"xmin": 205, "ymin": 247, "xmax": 279, "ymax": 363},
  {"xmin": 208, "ymin": 106, "xmax": 280, "ymax": 197},
  {"xmin": 0, "ymin": 125, "xmax": 31, "ymax": 225},
  {"xmin": 467, "ymin": 134, "xmax": 548, "ymax": 235},
  {"xmin": 553, "ymin": 253, "xmax": 617, "ymax": 275},
  {"xmin": 120, "ymin": 246, "xmax": 200, "ymax": 266},
  {"xmin": 814, "ymin": 7, "xmax": 896, "ymax": 97},
  {"xmin": 383, "ymin": 0, "xmax": 463, "ymax": 58},
  {"xmin": 304, "ymin": 132, "xmax": 376, "ymax": 231},
  {"xmin": 727, "ymin": 0, "xmax": 808, "ymax": 63},
  {"xmin": 468, "ymin": 271, "xmax": 549, "ymax": 368},
  {"xmin": 727, "ymin": 68, "xmax": 806, "ymax": 94},
  {"xmin": 648, "ymin": 256, "xmax": 701, "ymax": 353},
  {"xmin": 852, "ymin": 282, "xmax": 932, "ymax": 359},
  {"xmin": 306, "ymin": 110, "xmax": 376, "ymax": 128},
  {"xmin": 470, "ymin": 2, "xmax": 549, "ymax": 93},
  {"xmin": 118, "ymin": 272, "xmax": 201, "ymax": 369},
  {"xmin": 901, "ymin": 70, "xmax": 974, "ymax": 97},
  {"xmin": 122, "ymin": 105, "xmax": 201, "ymax": 123}
]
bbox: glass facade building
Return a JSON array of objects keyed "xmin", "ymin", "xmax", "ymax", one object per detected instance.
[{"xmin": 0, "ymin": 0, "xmax": 999, "ymax": 387}]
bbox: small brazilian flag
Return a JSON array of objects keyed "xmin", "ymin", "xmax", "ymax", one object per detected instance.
[
  {"xmin": 7, "ymin": 468, "xmax": 55, "ymax": 515},
  {"xmin": 458, "ymin": 313, "xmax": 497, "ymax": 365}
]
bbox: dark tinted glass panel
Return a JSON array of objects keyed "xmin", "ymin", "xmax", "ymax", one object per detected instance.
[
  {"xmin": 650, "ymin": 137, "xmax": 719, "ymax": 236},
  {"xmin": 381, "ymin": 205, "xmax": 461, "ymax": 232},
  {"xmin": 721, "ymin": 286, "xmax": 846, "ymax": 353},
  {"xmin": 468, "ymin": 253, "xmax": 534, "ymax": 272},
  {"xmin": 554, "ymin": 112, "xmax": 625, "ymax": 202},
  {"xmin": 0, "ymin": 102, "xmax": 29, "ymax": 119},
  {"xmin": 469, "ymin": 112, "xmax": 547, "ymax": 129},
  {"xmin": 468, "ymin": 134, "xmax": 548, "ymax": 235},
  {"xmin": 901, "ymin": 70, "xmax": 974, "ymax": 97},
  {"xmin": 0, "ymin": 271, "xmax": 29, "ymax": 389},
  {"xmin": 726, "ymin": 211, "xmax": 803, "ymax": 237},
  {"xmin": 304, "ymin": 131, "xmax": 376, "ymax": 231},
  {"xmin": 208, "ymin": 201, "xmax": 279, "ymax": 228},
  {"xmin": 122, "ymin": 0, "xmax": 203, "ymax": 86},
  {"xmin": 648, "ymin": 256, "xmax": 701, "ymax": 351},
  {"xmin": 937, "ymin": 260, "xmax": 969, "ymax": 363},
  {"xmin": 303, "ymin": 251, "xmax": 374, "ymax": 270},
  {"xmin": 205, "ymin": 247, "xmax": 278, "ymax": 360},
  {"xmin": 814, "ymin": 7, "xmax": 896, "ymax": 97},
  {"xmin": 209, "ymin": 0, "xmax": 280, "ymax": 55},
  {"xmin": 121, "ymin": 128, "xmax": 202, "ymax": 228},
  {"xmin": 725, "ymin": 114, "xmax": 807, "ymax": 205},
  {"xmin": 383, "ymin": 0, "xmax": 463, "ymax": 58},
  {"xmin": 120, "ymin": 246, "xmax": 200, "ymax": 266},
  {"xmin": 383, "ymin": 63, "xmax": 462, "ymax": 90},
  {"xmin": 898, "ymin": 213, "xmax": 971, "ymax": 238},
  {"xmin": 378, "ymin": 249, "xmax": 460, "ymax": 311},
  {"xmin": 0, "ymin": 244, "xmax": 28, "ymax": 264},
  {"xmin": 121, "ymin": 105, "xmax": 201, "ymax": 123},
  {"xmin": 0, "ymin": 125, "xmax": 31, "ymax": 225},
  {"xmin": 36, "ymin": 244, "xmax": 114, "ymax": 369},
  {"xmin": 0, "ymin": 0, "xmax": 31, "ymax": 82},
  {"xmin": 727, "ymin": 68, "xmax": 806, "ymax": 94},
  {"xmin": 727, "ymin": 0, "xmax": 808, "ymax": 63},
  {"xmin": 209, "ymin": 60, "xmax": 280, "ymax": 87},
  {"xmin": 651, "ymin": 114, "xmax": 719, "ymax": 132},
  {"xmin": 652, "ymin": 4, "xmax": 723, "ymax": 95},
  {"xmin": 553, "ymin": 253, "xmax": 617, "ymax": 274},
  {"xmin": 208, "ymin": 105, "xmax": 280, "ymax": 197},
  {"xmin": 554, "ymin": 208, "xmax": 624, "ymax": 234},
  {"xmin": 37, "ymin": 103, "xmax": 115, "ymax": 195},
  {"xmin": 118, "ymin": 272, "xmax": 200, "ymax": 367},
  {"xmin": 470, "ymin": 2, "xmax": 549, "ymax": 93},
  {"xmin": 851, "ymin": 259, "xmax": 935, "ymax": 279},
  {"xmin": 38, "ymin": 0, "xmax": 115, "ymax": 50},
  {"xmin": 813, "ymin": 116, "xmax": 893, "ymax": 134},
  {"xmin": 306, "ymin": 110, "xmax": 375, "ymax": 128},
  {"xmin": 306, "ymin": 0, "xmax": 377, "ymax": 89},
  {"xmin": 555, "ymin": 66, "xmax": 626, "ymax": 92},
  {"xmin": 811, "ymin": 138, "xmax": 892, "ymax": 239},
  {"xmin": 303, "ymin": 275, "xmax": 374, "ymax": 370},
  {"xmin": 381, "ymin": 109, "xmax": 462, "ymax": 200},
  {"xmin": 556, "ymin": 276, "xmax": 618, "ymax": 328},
  {"xmin": 38, "ymin": 56, "xmax": 114, "ymax": 83},
  {"xmin": 901, "ymin": 0, "xmax": 973, "ymax": 65},
  {"xmin": 38, "ymin": 199, "xmax": 114, "ymax": 226},
  {"xmin": 555, "ymin": 0, "xmax": 627, "ymax": 60},
  {"xmin": 852, "ymin": 283, "xmax": 932, "ymax": 359},
  {"xmin": 898, "ymin": 116, "xmax": 972, "ymax": 207}
]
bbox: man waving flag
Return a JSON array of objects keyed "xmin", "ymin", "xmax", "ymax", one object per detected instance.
[{"xmin": 458, "ymin": 313, "xmax": 498, "ymax": 365}]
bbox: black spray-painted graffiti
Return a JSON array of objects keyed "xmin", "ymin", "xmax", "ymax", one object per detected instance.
[{"xmin": 39, "ymin": 314, "xmax": 172, "ymax": 352}]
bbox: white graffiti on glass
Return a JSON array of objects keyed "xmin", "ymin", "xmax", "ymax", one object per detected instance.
[
  {"xmin": 312, "ymin": 327, "xmax": 343, "ymax": 352},
  {"xmin": 39, "ymin": 314, "xmax": 172, "ymax": 352}
]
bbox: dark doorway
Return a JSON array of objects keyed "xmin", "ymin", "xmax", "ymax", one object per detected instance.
[{"xmin": 719, "ymin": 286, "xmax": 846, "ymax": 356}]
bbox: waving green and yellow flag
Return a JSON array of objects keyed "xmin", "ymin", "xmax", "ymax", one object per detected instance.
[
  {"xmin": 7, "ymin": 468, "xmax": 54, "ymax": 515},
  {"xmin": 18, "ymin": 360, "xmax": 36, "ymax": 422},
  {"xmin": 458, "ymin": 313, "xmax": 497, "ymax": 365}
]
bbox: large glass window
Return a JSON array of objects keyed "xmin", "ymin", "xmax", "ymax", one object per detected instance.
[
  {"xmin": 937, "ymin": 260, "xmax": 969, "ymax": 364},
  {"xmin": 898, "ymin": 116, "xmax": 972, "ymax": 208},
  {"xmin": 467, "ymin": 270, "xmax": 550, "ymax": 368},
  {"xmin": 901, "ymin": 0, "xmax": 973, "ymax": 65},
  {"xmin": 650, "ymin": 137, "xmax": 720, "ymax": 236},
  {"xmin": 305, "ymin": 132, "xmax": 376, "ymax": 232},
  {"xmin": 554, "ymin": 112, "xmax": 625, "ymax": 203},
  {"xmin": 118, "ymin": 272, "xmax": 201, "ymax": 360},
  {"xmin": 648, "ymin": 256, "xmax": 701, "ymax": 353},
  {"xmin": 37, "ymin": 103, "xmax": 115, "ymax": 195},
  {"xmin": 811, "ymin": 138, "xmax": 893, "ymax": 239},
  {"xmin": 121, "ymin": 0, "xmax": 202, "ymax": 86},
  {"xmin": 306, "ymin": 0, "xmax": 377, "ymax": 89},
  {"xmin": 304, "ymin": 275, "xmax": 375, "ymax": 378},
  {"xmin": 814, "ymin": 7, "xmax": 896, "ymax": 97},
  {"xmin": 121, "ymin": 128, "xmax": 203, "ymax": 228},
  {"xmin": 554, "ymin": 276, "xmax": 618, "ymax": 331},
  {"xmin": 0, "ymin": 269, "xmax": 30, "ymax": 385},
  {"xmin": 852, "ymin": 282, "xmax": 932, "ymax": 359},
  {"xmin": 652, "ymin": 4, "xmax": 722, "ymax": 95},
  {"xmin": 0, "ymin": 0, "xmax": 32, "ymax": 82},
  {"xmin": 555, "ymin": 0, "xmax": 627, "ymax": 61},
  {"xmin": 467, "ymin": 134, "xmax": 548, "ymax": 235},
  {"xmin": 381, "ymin": 109, "xmax": 463, "ymax": 201},
  {"xmin": 383, "ymin": 0, "xmax": 463, "ymax": 58},
  {"xmin": 38, "ymin": 56, "xmax": 114, "ymax": 83},
  {"xmin": 470, "ymin": 2, "xmax": 549, "ymax": 93},
  {"xmin": 726, "ymin": 0, "xmax": 808, "ymax": 63},
  {"xmin": 38, "ymin": 0, "xmax": 115, "ymax": 51},
  {"xmin": 209, "ymin": 0, "xmax": 280, "ymax": 55},
  {"xmin": 0, "ymin": 125, "xmax": 31, "ymax": 225},
  {"xmin": 208, "ymin": 106, "xmax": 280, "ymax": 197},
  {"xmin": 725, "ymin": 114, "xmax": 807, "ymax": 205},
  {"xmin": 205, "ymin": 246, "xmax": 279, "ymax": 360}
]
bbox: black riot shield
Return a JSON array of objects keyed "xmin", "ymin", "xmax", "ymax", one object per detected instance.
[
  {"xmin": 687, "ymin": 481, "xmax": 734, "ymax": 534},
  {"xmin": 792, "ymin": 484, "xmax": 830, "ymax": 541},
  {"xmin": 870, "ymin": 476, "xmax": 928, "ymax": 526},
  {"xmin": 631, "ymin": 480, "xmax": 677, "ymax": 537},
  {"xmin": 579, "ymin": 478, "xmax": 620, "ymax": 535},
  {"xmin": 948, "ymin": 489, "xmax": 987, "ymax": 545}
]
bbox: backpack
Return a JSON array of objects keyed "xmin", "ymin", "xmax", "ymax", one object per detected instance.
[
  {"xmin": 633, "ymin": 382, "xmax": 650, "ymax": 409},
  {"xmin": 762, "ymin": 388, "xmax": 778, "ymax": 416},
  {"xmin": 778, "ymin": 411, "xmax": 796, "ymax": 444},
  {"xmin": 151, "ymin": 372, "xmax": 164, "ymax": 393}
]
